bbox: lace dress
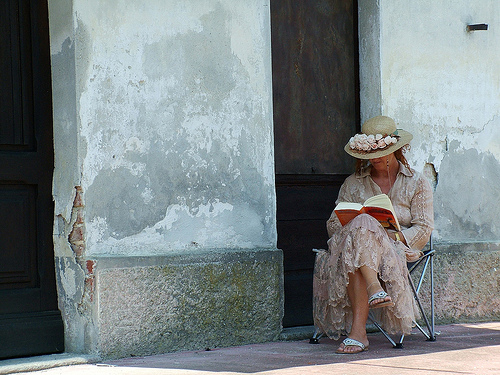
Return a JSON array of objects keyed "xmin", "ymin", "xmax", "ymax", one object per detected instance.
[{"xmin": 313, "ymin": 162, "xmax": 434, "ymax": 338}]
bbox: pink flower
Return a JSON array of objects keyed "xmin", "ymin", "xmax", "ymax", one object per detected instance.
[
  {"xmin": 350, "ymin": 133, "xmax": 398, "ymax": 151},
  {"xmin": 349, "ymin": 137, "xmax": 356, "ymax": 149}
]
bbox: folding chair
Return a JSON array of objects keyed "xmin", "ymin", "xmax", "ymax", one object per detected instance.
[{"xmin": 310, "ymin": 235, "xmax": 437, "ymax": 348}]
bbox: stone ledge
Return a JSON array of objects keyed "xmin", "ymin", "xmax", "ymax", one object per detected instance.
[
  {"xmin": 90, "ymin": 247, "xmax": 282, "ymax": 268},
  {"xmin": 417, "ymin": 241, "xmax": 500, "ymax": 324},
  {"xmin": 435, "ymin": 240, "xmax": 500, "ymax": 253},
  {"xmin": 0, "ymin": 353, "xmax": 98, "ymax": 375},
  {"xmin": 92, "ymin": 248, "xmax": 284, "ymax": 359},
  {"xmin": 279, "ymin": 325, "xmax": 315, "ymax": 341}
]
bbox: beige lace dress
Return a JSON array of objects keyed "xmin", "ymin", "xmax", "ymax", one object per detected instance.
[{"xmin": 313, "ymin": 162, "xmax": 434, "ymax": 338}]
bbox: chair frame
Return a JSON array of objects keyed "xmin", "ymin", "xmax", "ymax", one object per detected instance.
[
  {"xmin": 369, "ymin": 235, "xmax": 436, "ymax": 348},
  {"xmin": 310, "ymin": 236, "xmax": 437, "ymax": 348}
]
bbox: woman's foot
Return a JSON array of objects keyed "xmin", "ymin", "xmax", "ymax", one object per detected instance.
[
  {"xmin": 336, "ymin": 336, "xmax": 369, "ymax": 354},
  {"xmin": 367, "ymin": 282, "xmax": 394, "ymax": 309},
  {"xmin": 368, "ymin": 290, "xmax": 394, "ymax": 309},
  {"xmin": 368, "ymin": 290, "xmax": 394, "ymax": 308}
]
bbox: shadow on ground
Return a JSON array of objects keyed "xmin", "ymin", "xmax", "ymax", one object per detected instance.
[{"xmin": 104, "ymin": 322, "xmax": 500, "ymax": 374}]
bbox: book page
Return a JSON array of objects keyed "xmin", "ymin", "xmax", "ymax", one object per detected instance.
[
  {"xmin": 334, "ymin": 202, "xmax": 364, "ymax": 226},
  {"xmin": 334, "ymin": 202, "xmax": 363, "ymax": 211},
  {"xmin": 334, "ymin": 194, "xmax": 400, "ymax": 231},
  {"xmin": 363, "ymin": 194, "xmax": 393, "ymax": 211}
]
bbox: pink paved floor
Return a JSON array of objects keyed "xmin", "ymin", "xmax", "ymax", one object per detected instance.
[{"xmin": 4, "ymin": 322, "xmax": 500, "ymax": 375}]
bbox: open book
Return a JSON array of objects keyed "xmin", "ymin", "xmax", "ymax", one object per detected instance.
[{"xmin": 334, "ymin": 194, "xmax": 401, "ymax": 231}]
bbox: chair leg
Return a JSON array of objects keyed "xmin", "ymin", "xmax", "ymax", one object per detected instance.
[
  {"xmin": 309, "ymin": 327, "xmax": 323, "ymax": 344},
  {"xmin": 429, "ymin": 252, "xmax": 436, "ymax": 341},
  {"xmin": 408, "ymin": 252, "xmax": 437, "ymax": 342},
  {"xmin": 408, "ymin": 274, "xmax": 434, "ymax": 339},
  {"xmin": 397, "ymin": 334, "xmax": 405, "ymax": 348},
  {"xmin": 368, "ymin": 312, "xmax": 399, "ymax": 348}
]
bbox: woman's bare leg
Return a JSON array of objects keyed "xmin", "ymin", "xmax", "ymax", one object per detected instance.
[
  {"xmin": 359, "ymin": 265, "xmax": 392, "ymax": 307},
  {"xmin": 337, "ymin": 269, "xmax": 369, "ymax": 353}
]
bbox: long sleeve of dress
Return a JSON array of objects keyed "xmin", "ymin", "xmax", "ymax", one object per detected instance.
[
  {"xmin": 325, "ymin": 165, "xmax": 434, "ymax": 250},
  {"xmin": 400, "ymin": 176, "xmax": 434, "ymax": 250}
]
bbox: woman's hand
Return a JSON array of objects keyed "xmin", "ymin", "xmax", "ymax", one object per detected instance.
[{"xmin": 386, "ymin": 230, "xmax": 407, "ymax": 246}]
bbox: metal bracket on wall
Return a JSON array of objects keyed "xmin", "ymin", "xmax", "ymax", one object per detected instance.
[{"xmin": 467, "ymin": 23, "xmax": 488, "ymax": 32}]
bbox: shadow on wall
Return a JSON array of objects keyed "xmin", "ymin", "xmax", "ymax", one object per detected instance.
[{"xmin": 433, "ymin": 142, "xmax": 500, "ymax": 241}]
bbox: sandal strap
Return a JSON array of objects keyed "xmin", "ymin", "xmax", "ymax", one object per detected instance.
[
  {"xmin": 368, "ymin": 290, "xmax": 389, "ymax": 304},
  {"xmin": 342, "ymin": 338, "xmax": 366, "ymax": 350}
]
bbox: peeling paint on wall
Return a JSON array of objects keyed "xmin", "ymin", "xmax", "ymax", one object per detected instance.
[
  {"xmin": 423, "ymin": 162, "xmax": 438, "ymax": 190},
  {"xmin": 53, "ymin": 186, "xmax": 98, "ymax": 353},
  {"xmin": 71, "ymin": 0, "xmax": 275, "ymax": 255},
  {"xmin": 67, "ymin": 186, "xmax": 96, "ymax": 305},
  {"xmin": 68, "ymin": 186, "xmax": 85, "ymax": 257},
  {"xmin": 434, "ymin": 143, "xmax": 500, "ymax": 241},
  {"xmin": 359, "ymin": 0, "xmax": 500, "ymax": 243},
  {"xmin": 50, "ymin": 0, "xmax": 276, "ymax": 355}
]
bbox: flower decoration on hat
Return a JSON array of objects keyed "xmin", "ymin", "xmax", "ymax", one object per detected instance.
[
  {"xmin": 348, "ymin": 133, "xmax": 399, "ymax": 152},
  {"xmin": 343, "ymin": 116, "xmax": 413, "ymax": 160}
]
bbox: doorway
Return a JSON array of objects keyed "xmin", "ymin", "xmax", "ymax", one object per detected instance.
[
  {"xmin": 271, "ymin": 0, "xmax": 360, "ymax": 327},
  {"xmin": 0, "ymin": 0, "xmax": 64, "ymax": 358}
]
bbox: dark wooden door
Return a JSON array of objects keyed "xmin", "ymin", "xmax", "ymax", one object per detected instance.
[
  {"xmin": 0, "ymin": 0, "xmax": 64, "ymax": 358},
  {"xmin": 271, "ymin": 0, "xmax": 359, "ymax": 327}
]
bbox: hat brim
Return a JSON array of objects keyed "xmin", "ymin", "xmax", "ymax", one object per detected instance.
[{"xmin": 344, "ymin": 130, "xmax": 413, "ymax": 159}]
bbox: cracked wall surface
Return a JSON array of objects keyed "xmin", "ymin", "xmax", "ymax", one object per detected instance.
[
  {"xmin": 358, "ymin": 0, "xmax": 500, "ymax": 324},
  {"xmin": 75, "ymin": 0, "xmax": 276, "ymax": 256},
  {"xmin": 49, "ymin": 0, "xmax": 500, "ymax": 355},
  {"xmin": 359, "ymin": 0, "xmax": 500, "ymax": 242},
  {"xmin": 49, "ymin": 0, "xmax": 278, "ymax": 355}
]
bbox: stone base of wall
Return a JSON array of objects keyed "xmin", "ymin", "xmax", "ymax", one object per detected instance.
[
  {"xmin": 418, "ymin": 241, "xmax": 500, "ymax": 325},
  {"xmin": 56, "ymin": 242, "xmax": 499, "ymax": 358},
  {"xmin": 91, "ymin": 248, "xmax": 283, "ymax": 359}
]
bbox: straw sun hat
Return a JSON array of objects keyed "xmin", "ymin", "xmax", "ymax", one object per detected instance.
[{"xmin": 344, "ymin": 116, "xmax": 413, "ymax": 159}]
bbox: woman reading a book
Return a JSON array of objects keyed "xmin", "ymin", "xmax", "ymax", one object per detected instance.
[{"xmin": 313, "ymin": 115, "xmax": 434, "ymax": 354}]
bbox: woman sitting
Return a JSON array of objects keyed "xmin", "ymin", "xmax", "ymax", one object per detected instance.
[{"xmin": 313, "ymin": 115, "xmax": 434, "ymax": 354}]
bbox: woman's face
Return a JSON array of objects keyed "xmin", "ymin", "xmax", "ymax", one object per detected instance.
[{"xmin": 370, "ymin": 153, "xmax": 396, "ymax": 172}]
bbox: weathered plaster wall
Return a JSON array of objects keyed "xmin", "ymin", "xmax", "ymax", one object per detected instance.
[
  {"xmin": 359, "ymin": 0, "xmax": 500, "ymax": 322},
  {"xmin": 379, "ymin": 1, "xmax": 500, "ymax": 241},
  {"xmin": 360, "ymin": 0, "xmax": 500, "ymax": 242},
  {"xmin": 49, "ymin": 0, "xmax": 280, "ymax": 356},
  {"xmin": 49, "ymin": 0, "xmax": 94, "ymax": 354},
  {"xmin": 358, "ymin": 0, "xmax": 381, "ymax": 120},
  {"xmin": 75, "ymin": 0, "xmax": 276, "ymax": 255}
]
